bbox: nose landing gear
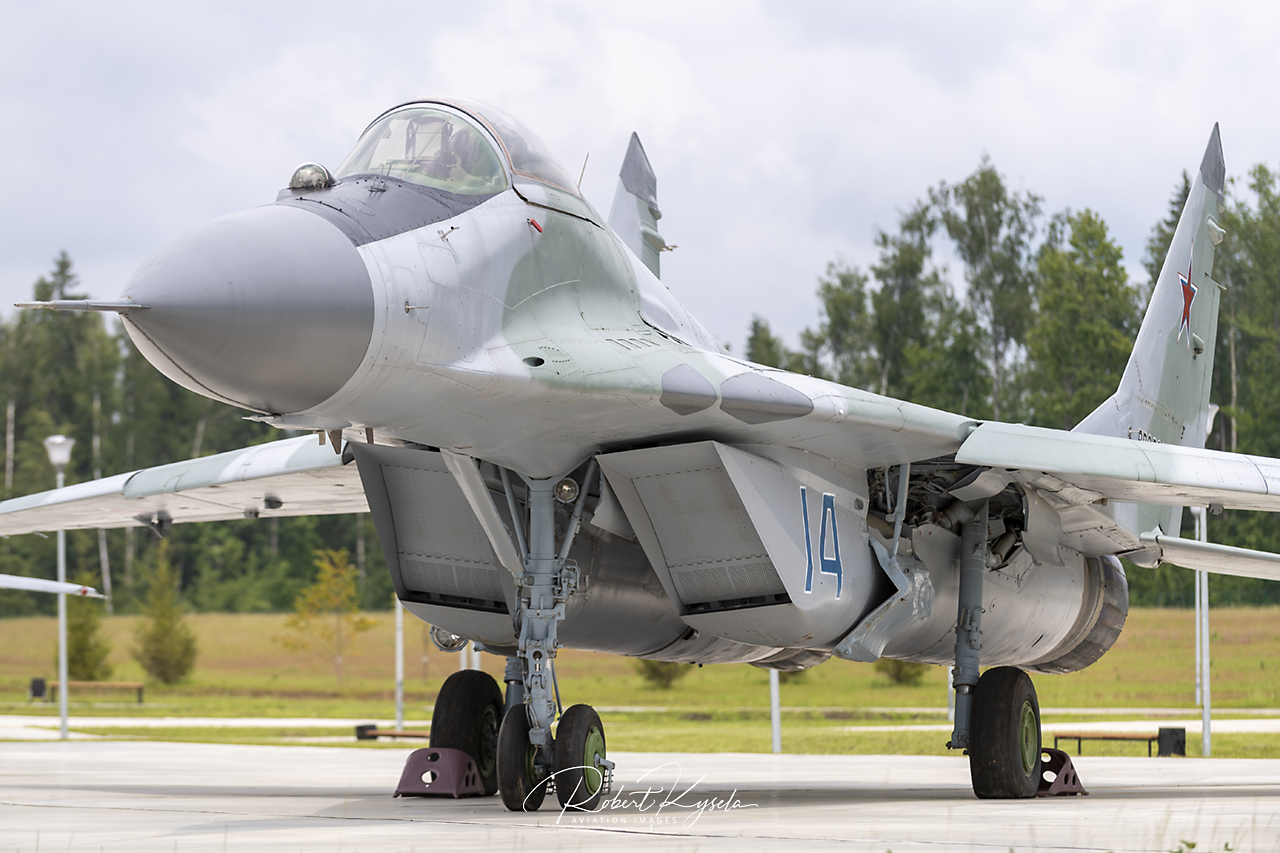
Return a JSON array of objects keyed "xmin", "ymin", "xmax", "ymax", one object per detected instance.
[{"xmin": 493, "ymin": 462, "xmax": 613, "ymax": 812}]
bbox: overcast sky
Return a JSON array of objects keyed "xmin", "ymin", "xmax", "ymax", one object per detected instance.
[{"xmin": 3, "ymin": 1, "xmax": 1276, "ymax": 351}]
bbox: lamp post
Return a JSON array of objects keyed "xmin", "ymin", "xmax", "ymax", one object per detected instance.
[{"xmin": 43, "ymin": 435, "xmax": 75, "ymax": 741}]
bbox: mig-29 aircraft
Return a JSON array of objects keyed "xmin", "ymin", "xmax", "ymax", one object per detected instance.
[{"xmin": 7, "ymin": 99, "xmax": 1280, "ymax": 809}]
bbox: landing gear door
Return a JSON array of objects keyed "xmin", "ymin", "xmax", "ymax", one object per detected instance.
[{"xmin": 350, "ymin": 442, "xmax": 517, "ymax": 646}]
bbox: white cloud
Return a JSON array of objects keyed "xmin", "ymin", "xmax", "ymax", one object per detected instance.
[{"xmin": 3, "ymin": 0, "xmax": 1278, "ymax": 351}]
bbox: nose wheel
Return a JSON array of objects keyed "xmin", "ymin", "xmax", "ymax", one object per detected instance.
[
  {"xmin": 496, "ymin": 703, "xmax": 610, "ymax": 812},
  {"xmin": 497, "ymin": 705, "xmax": 547, "ymax": 811},
  {"xmin": 553, "ymin": 704, "xmax": 608, "ymax": 811},
  {"xmin": 969, "ymin": 666, "xmax": 1042, "ymax": 799}
]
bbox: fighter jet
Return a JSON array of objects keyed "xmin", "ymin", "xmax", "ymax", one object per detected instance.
[{"xmin": 7, "ymin": 100, "xmax": 1279, "ymax": 808}]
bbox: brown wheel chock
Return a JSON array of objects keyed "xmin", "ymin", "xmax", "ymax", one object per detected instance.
[
  {"xmin": 1036, "ymin": 747, "xmax": 1088, "ymax": 797},
  {"xmin": 394, "ymin": 747, "xmax": 487, "ymax": 798}
]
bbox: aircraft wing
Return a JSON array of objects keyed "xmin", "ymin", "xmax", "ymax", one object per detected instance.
[
  {"xmin": 0, "ymin": 435, "xmax": 367, "ymax": 536},
  {"xmin": 956, "ymin": 422, "xmax": 1280, "ymax": 513},
  {"xmin": 955, "ymin": 421, "xmax": 1280, "ymax": 580}
]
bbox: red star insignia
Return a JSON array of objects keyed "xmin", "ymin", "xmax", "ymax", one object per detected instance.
[{"xmin": 1177, "ymin": 255, "xmax": 1197, "ymax": 344}]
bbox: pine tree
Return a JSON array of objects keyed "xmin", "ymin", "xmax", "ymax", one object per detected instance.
[
  {"xmin": 1142, "ymin": 171, "xmax": 1191, "ymax": 298},
  {"xmin": 746, "ymin": 317, "xmax": 789, "ymax": 368},
  {"xmin": 132, "ymin": 539, "xmax": 198, "ymax": 684},
  {"xmin": 66, "ymin": 571, "xmax": 113, "ymax": 681},
  {"xmin": 276, "ymin": 549, "xmax": 375, "ymax": 683}
]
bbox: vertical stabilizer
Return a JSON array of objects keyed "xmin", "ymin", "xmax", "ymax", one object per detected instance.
[
  {"xmin": 1075, "ymin": 124, "xmax": 1227, "ymax": 537},
  {"xmin": 608, "ymin": 133, "xmax": 669, "ymax": 278}
]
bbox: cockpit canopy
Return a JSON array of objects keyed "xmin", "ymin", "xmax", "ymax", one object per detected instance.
[
  {"xmin": 335, "ymin": 106, "xmax": 507, "ymax": 195},
  {"xmin": 337, "ymin": 100, "xmax": 581, "ymax": 198},
  {"xmin": 452, "ymin": 99, "xmax": 581, "ymax": 196}
]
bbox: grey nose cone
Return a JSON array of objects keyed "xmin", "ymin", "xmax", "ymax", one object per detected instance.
[{"xmin": 122, "ymin": 205, "xmax": 374, "ymax": 414}]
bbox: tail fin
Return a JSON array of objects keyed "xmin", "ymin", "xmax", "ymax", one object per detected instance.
[
  {"xmin": 1075, "ymin": 124, "xmax": 1227, "ymax": 535},
  {"xmin": 607, "ymin": 133, "xmax": 669, "ymax": 278}
]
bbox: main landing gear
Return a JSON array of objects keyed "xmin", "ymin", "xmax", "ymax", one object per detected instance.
[
  {"xmin": 947, "ymin": 500, "xmax": 1045, "ymax": 798},
  {"xmin": 426, "ymin": 463, "xmax": 613, "ymax": 810}
]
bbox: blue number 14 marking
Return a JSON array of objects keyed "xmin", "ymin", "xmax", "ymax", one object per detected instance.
[{"xmin": 800, "ymin": 487, "xmax": 842, "ymax": 598}]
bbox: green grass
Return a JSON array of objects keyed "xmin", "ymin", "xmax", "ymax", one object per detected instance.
[
  {"xmin": 2, "ymin": 607, "xmax": 1279, "ymax": 756},
  {"xmin": 46, "ymin": 712, "xmax": 1280, "ymax": 759}
]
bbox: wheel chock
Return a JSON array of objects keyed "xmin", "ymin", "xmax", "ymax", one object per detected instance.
[
  {"xmin": 1036, "ymin": 747, "xmax": 1088, "ymax": 797},
  {"xmin": 394, "ymin": 747, "xmax": 486, "ymax": 798}
]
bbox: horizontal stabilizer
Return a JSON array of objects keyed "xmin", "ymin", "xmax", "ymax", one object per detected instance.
[
  {"xmin": 0, "ymin": 573, "xmax": 105, "ymax": 598},
  {"xmin": 957, "ymin": 422, "xmax": 1280, "ymax": 512},
  {"xmin": 0, "ymin": 435, "xmax": 366, "ymax": 535},
  {"xmin": 1137, "ymin": 530, "xmax": 1280, "ymax": 582}
]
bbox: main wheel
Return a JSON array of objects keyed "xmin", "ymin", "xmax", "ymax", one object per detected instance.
[
  {"xmin": 969, "ymin": 666, "xmax": 1041, "ymax": 799},
  {"xmin": 429, "ymin": 669, "xmax": 503, "ymax": 796},
  {"xmin": 497, "ymin": 705, "xmax": 546, "ymax": 811},
  {"xmin": 553, "ymin": 704, "xmax": 607, "ymax": 811}
]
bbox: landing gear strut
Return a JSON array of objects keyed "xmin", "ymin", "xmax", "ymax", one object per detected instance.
[
  {"xmin": 496, "ymin": 463, "xmax": 612, "ymax": 811},
  {"xmin": 947, "ymin": 500, "xmax": 1042, "ymax": 799}
]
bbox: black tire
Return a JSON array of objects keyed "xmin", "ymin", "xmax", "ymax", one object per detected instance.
[
  {"xmin": 429, "ymin": 669, "xmax": 503, "ymax": 796},
  {"xmin": 497, "ymin": 705, "xmax": 546, "ymax": 811},
  {"xmin": 969, "ymin": 666, "xmax": 1041, "ymax": 799},
  {"xmin": 553, "ymin": 704, "xmax": 607, "ymax": 811}
]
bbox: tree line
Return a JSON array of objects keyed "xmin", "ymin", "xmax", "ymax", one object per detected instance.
[
  {"xmin": 746, "ymin": 158, "xmax": 1280, "ymax": 607},
  {"xmin": 3, "ymin": 157, "xmax": 1276, "ymax": 616},
  {"xmin": 0, "ymin": 257, "xmax": 391, "ymax": 618}
]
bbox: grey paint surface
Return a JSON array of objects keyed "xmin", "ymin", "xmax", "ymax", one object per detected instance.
[
  {"xmin": 659, "ymin": 363, "xmax": 717, "ymax": 415},
  {"xmin": 1139, "ymin": 530, "xmax": 1280, "ymax": 581},
  {"xmin": 618, "ymin": 132, "xmax": 659, "ymax": 214},
  {"xmin": 719, "ymin": 371, "xmax": 816, "ymax": 423},
  {"xmin": 0, "ymin": 741, "xmax": 1275, "ymax": 852},
  {"xmin": 958, "ymin": 421, "xmax": 1280, "ymax": 512},
  {"xmin": 0, "ymin": 434, "xmax": 366, "ymax": 535},
  {"xmin": 121, "ymin": 204, "xmax": 374, "ymax": 414}
]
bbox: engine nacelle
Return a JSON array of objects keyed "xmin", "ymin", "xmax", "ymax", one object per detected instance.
[{"xmin": 862, "ymin": 523, "xmax": 1129, "ymax": 673}]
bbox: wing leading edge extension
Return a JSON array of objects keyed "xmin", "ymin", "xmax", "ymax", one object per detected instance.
[{"xmin": 0, "ymin": 435, "xmax": 367, "ymax": 536}]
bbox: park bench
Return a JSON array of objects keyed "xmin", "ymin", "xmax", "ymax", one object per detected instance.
[
  {"xmin": 42, "ymin": 680, "xmax": 144, "ymax": 704},
  {"xmin": 1052, "ymin": 727, "xmax": 1186, "ymax": 757},
  {"xmin": 355, "ymin": 724, "xmax": 430, "ymax": 741}
]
